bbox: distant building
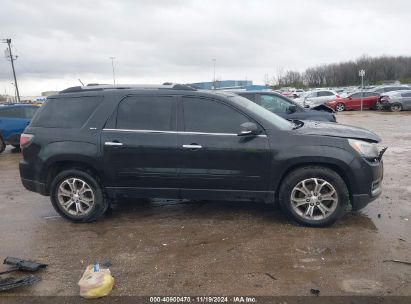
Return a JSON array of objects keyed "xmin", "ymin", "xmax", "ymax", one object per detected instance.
[{"xmin": 188, "ymin": 80, "xmax": 253, "ymax": 90}]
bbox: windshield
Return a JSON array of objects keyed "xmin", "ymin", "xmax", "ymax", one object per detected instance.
[{"xmin": 229, "ymin": 95, "xmax": 294, "ymax": 130}]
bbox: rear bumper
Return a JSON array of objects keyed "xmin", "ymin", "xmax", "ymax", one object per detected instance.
[
  {"xmin": 20, "ymin": 160, "xmax": 48, "ymax": 196},
  {"xmin": 21, "ymin": 178, "xmax": 48, "ymax": 196}
]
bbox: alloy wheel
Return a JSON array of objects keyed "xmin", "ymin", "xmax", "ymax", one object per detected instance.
[
  {"xmin": 391, "ymin": 104, "xmax": 402, "ymax": 112},
  {"xmin": 290, "ymin": 178, "xmax": 338, "ymax": 221},
  {"xmin": 57, "ymin": 178, "xmax": 95, "ymax": 216},
  {"xmin": 336, "ymin": 104, "xmax": 345, "ymax": 112}
]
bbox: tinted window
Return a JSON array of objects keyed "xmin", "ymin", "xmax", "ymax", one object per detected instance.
[
  {"xmin": 350, "ymin": 93, "xmax": 362, "ymax": 98},
  {"xmin": 260, "ymin": 94, "xmax": 291, "ymax": 113},
  {"xmin": 183, "ymin": 97, "xmax": 249, "ymax": 133},
  {"xmin": 23, "ymin": 106, "xmax": 38, "ymax": 119},
  {"xmin": 117, "ymin": 96, "xmax": 175, "ymax": 131},
  {"xmin": 31, "ymin": 96, "xmax": 101, "ymax": 128},
  {"xmin": 239, "ymin": 93, "xmax": 256, "ymax": 102},
  {"xmin": 364, "ymin": 92, "xmax": 378, "ymax": 97},
  {"xmin": 0, "ymin": 107, "xmax": 24, "ymax": 118},
  {"xmin": 318, "ymin": 91, "xmax": 334, "ymax": 97},
  {"xmin": 402, "ymin": 92, "xmax": 411, "ymax": 97},
  {"xmin": 307, "ymin": 92, "xmax": 317, "ymax": 98}
]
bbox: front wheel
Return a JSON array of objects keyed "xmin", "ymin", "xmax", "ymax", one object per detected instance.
[
  {"xmin": 374, "ymin": 101, "xmax": 383, "ymax": 111},
  {"xmin": 50, "ymin": 169, "xmax": 109, "ymax": 222},
  {"xmin": 335, "ymin": 103, "xmax": 345, "ymax": 112},
  {"xmin": 278, "ymin": 166, "xmax": 349, "ymax": 227},
  {"xmin": 390, "ymin": 103, "xmax": 402, "ymax": 112}
]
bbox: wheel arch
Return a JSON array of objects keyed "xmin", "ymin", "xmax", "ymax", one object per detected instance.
[
  {"xmin": 274, "ymin": 162, "xmax": 352, "ymax": 203},
  {"xmin": 44, "ymin": 160, "xmax": 102, "ymax": 195}
]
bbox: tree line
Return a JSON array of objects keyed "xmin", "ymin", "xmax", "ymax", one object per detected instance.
[{"xmin": 271, "ymin": 55, "xmax": 411, "ymax": 88}]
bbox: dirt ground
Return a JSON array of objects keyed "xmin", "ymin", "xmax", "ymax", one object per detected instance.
[{"xmin": 0, "ymin": 111, "xmax": 410, "ymax": 298}]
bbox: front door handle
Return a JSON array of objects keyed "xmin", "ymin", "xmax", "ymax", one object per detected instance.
[
  {"xmin": 105, "ymin": 141, "xmax": 123, "ymax": 146},
  {"xmin": 182, "ymin": 144, "xmax": 202, "ymax": 149}
]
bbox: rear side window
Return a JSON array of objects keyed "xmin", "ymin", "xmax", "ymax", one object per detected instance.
[
  {"xmin": 402, "ymin": 92, "xmax": 411, "ymax": 97},
  {"xmin": 23, "ymin": 106, "xmax": 38, "ymax": 119},
  {"xmin": 239, "ymin": 93, "xmax": 256, "ymax": 102},
  {"xmin": 116, "ymin": 96, "xmax": 175, "ymax": 131},
  {"xmin": 183, "ymin": 97, "xmax": 249, "ymax": 133},
  {"xmin": 0, "ymin": 107, "xmax": 24, "ymax": 118},
  {"xmin": 318, "ymin": 91, "xmax": 334, "ymax": 97},
  {"xmin": 31, "ymin": 96, "xmax": 101, "ymax": 128}
]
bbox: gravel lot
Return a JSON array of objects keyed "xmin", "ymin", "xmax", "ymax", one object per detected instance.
[{"xmin": 0, "ymin": 111, "xmax": 410, "ymax": 297}]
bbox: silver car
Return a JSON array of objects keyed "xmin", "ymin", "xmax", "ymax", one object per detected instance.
[
  {"xmin": 380, "ymin": 90, "xmax": 411, "ymax": 112},
  {"xmin": 294, "ymin": 90, "xmax": 339, "ymax": 107}
]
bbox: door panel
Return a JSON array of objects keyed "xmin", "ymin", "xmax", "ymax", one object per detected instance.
[
  {"xmin": 178, "ymin": 96, "xmax": 271, "ymax": 198},
  {"xmin": 101, "ymin": 95, "xmax": 179, "ymax": 197}
]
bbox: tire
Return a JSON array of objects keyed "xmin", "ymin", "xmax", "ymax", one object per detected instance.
[
  {"xmin": 390, "ymin": 103, "xmax": 402, "ymax": 112},
  {"xmin": 374, "ymin": 101, "xmax": 383, "ymax": 111},
  {"xmin": 50, "ymin": 169, "xmax": 109, "ymax": 223},
  {"xmin": 335, "ymin": 103, "xmax": 345, "ymax": 112},
  {"xmin": 278, "ymin": 166, "xmax": 349, "ymax": 227},
  {"xmin": 0, "ymin": 137, "xmax": 5, "ymax": 154}
]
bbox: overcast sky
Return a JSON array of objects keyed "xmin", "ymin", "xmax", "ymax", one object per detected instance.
[{"xmin": 1, "ymin": 0, "xmax": 410, "ymax": 96}]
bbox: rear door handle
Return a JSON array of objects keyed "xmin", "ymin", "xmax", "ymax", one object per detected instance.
[
  {"xmin": 182, "ymin": 144, "xmax": 202, "ymax": 149},
  {"xmin": 104, "ymin": 141, "xmax": 123, "ymax": 146}
]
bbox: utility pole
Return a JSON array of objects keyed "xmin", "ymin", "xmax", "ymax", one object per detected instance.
[
  {"xmin": 2, "ymin": 39, "xmax": 20, "ymax": 103},
  {"xmin": 109, "ymin": 57, "xmax": 116, "ymax": 85},
  {"xmin": 359, "ymin": 69, "xmax": 365, "ymax": 112},
  {"xmin": 212, "ymin": 58, "xmax": 216, "ymax": 90}
]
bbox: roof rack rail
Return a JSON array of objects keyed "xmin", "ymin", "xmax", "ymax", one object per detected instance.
[{"xmin": 59, "ymin": 83, "xmax": 196, "ymax": 94}]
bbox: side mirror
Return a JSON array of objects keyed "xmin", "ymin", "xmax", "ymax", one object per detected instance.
[
  {"xmin": 288, "ymin": 105, "xmax": 298, "ymax": 113},
  {"xmin": 304, "ymin": 105, "xmax": 310, "ymax": 108},
  {"xmin": 238, "ymin": 122, "xmax": 259, "ymax": 136}
]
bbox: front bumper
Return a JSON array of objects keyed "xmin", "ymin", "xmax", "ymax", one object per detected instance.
[{"xmin": 349, "ymin": 158, "xmax": 384, "ymax": 211}]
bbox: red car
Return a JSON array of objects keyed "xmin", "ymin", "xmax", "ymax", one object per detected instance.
[{"xmin": 326, "ymin": 92, "xmax": 380, "ymax": 111}]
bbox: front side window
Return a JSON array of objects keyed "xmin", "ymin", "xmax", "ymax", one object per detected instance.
[
  {"xmin": 307, "ymin": 92, "xmax": 318, "ymax": 98},
  {"xmin": 402, "ymin": 92, "xmax": 411, "ymax": 97},
  {"xmin": 182, "ymin": 97, "xmax": 249, "ymax": 133},
  {"xmin": 350, "ymin": 93, "xmax": 362, "ymax": 99},
  {"xmin": 239, "ymin": 93, "xmax": 256, "ymax": 102},
  {"xmin": 260, "ymin": 94, "xmax": 291, "ymax": 113},
  {"xmin": 318, "ymin": 91, "xmax": 334, "ymax": 97},
  {"xmin": 116, "ymin": 96, "xmax": 175, "ymax": 131}
]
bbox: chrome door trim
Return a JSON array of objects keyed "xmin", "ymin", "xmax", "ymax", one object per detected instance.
[{"xmin": 103, "ymin": 128, "xmax": 267, "ymax": 137}]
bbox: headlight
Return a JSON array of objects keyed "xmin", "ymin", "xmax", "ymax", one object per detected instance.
[{"xmin": 348, "ymin": 139, "xmax": 379, "ymax": 158}]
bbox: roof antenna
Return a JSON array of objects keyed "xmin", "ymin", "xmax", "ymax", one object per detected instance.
[{"xmin": 78, "ymin": 79, "xmax": 85, "ymax": 86}]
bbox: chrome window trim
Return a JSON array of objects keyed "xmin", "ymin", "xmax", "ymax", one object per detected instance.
[{"xmin": 102, "ymin": 128, "xmax": 267, "ymax": 137}]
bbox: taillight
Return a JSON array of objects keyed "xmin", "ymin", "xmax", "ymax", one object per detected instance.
[{"xmin": 20, "ymin": 134, "xmax": 34, "ymax": 149}]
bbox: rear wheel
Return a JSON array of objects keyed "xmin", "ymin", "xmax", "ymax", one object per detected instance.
[
  {"xmin": 390, "ymin": 103, "xmax": 402, "ymax": 112},
  {"xmin": 0, "ymin": 137, "xmax": 5, "ymax": 154},
  {"xmin": 278, "ymin": 166, "xmax": 349, "ymax": 227},
  {"xmin": 335, "ymin": 103, "xmax": 345, "ymax": 112},
  {"xmin": 50, "ymin": 169, "xmax": 108, "ymax": 222}
]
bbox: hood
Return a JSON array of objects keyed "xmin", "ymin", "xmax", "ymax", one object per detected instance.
[
  {"xmin": 310, "ymin": 104, "xmax": 335, "ymax": 113},
  {"xmin": 295, "ymin": 121, "xmax": 381, "ymax": 142}
]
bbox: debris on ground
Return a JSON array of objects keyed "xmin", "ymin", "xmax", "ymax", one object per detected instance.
[
  {"xmin": 310, "ymin": 288, "xmax": 320, "ymax": 296},
  {"xmin": 0, "ymin": 257, "xmax": 47, "ymax": 292},
  {"xmin": 383, "ymin": 259, "xmax": 411, "ymax": 266},
  {"xmin": 264, "ymin": 273, "xmax": 277, "ymax": 281},
  {"xmin": 0, "ymin": 275, "xmax": 40, "ymax": 291},
  {"xmin": 78, "ymin": 263, "xmax": 114, "ymax": 299}
]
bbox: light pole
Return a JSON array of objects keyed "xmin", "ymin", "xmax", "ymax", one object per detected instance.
[
  {"xmin": 212, "ymin": 58, "xmax": 216, "ymax": 90},
  {"xmin": 359, "ymin": 69, "xmax": 365, "ymax": 112},
  {"xmin": 2, "ymin": 39, "xmax": 20, "ymax": 103},
  {"xmin": 109, "ymin": 57, "xmax": 116, "ymax": 85}
]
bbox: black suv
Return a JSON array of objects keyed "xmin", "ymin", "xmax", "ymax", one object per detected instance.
[
  {"xmin": 235, "ymin": 91, "xmax": 336, "ymax": 122},
  {"xmin": 19, "ymin": 84, "xmax": 385, "ymax": 227}
]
